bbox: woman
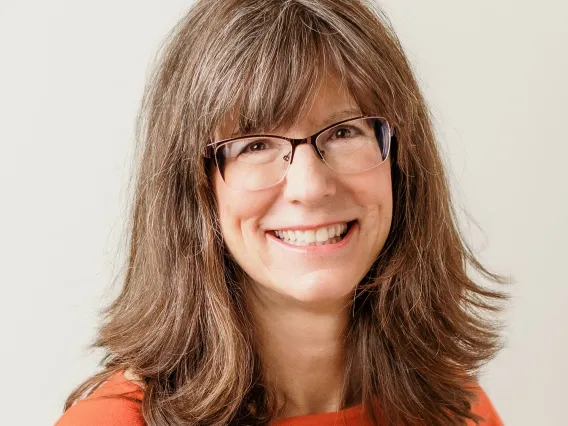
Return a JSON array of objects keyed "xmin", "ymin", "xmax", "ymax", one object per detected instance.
[{"xmin": 56, "ymin": 0, "xmax": 508, "ymax": 425}]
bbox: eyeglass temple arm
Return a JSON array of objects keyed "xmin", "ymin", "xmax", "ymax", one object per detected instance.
[{"xmin": 205, "ymin": 145, "xmax": 215, "ymax": 159}]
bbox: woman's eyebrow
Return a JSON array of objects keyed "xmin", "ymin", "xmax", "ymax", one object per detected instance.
[
  {"xmin": 314, "ymin": 108, "xmax": 363, "ymax": 128},
  {"xmin": 285, "ymin": 108, "xmax": 365, "ymax": 133},
  {"xmin": 227, "ymin": 108, "xmax": 363, "ymax": 138}
]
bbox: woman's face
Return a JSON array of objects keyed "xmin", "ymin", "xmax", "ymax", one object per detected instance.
[{"xmin": 213, "ymin": 75, "xmax": 393, "ymax": 306}]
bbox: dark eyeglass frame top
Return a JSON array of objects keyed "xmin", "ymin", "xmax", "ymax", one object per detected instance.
[{"xmin": 204, "ymin": 115, "xmax": 396, "ymax": 164}]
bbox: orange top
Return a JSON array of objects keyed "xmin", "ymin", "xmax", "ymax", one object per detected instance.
[{"xmin": 55, "ymin": 371, "xmax": 503, "ymax": 426}]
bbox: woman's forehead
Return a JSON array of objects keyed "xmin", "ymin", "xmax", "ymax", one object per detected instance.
[{"xmin": 215, "ymin": 73, "xmax": 364, "ymax": 140}]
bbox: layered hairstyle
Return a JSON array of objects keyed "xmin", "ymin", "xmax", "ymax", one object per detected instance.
[{"xmin": 65, "ymin": 0, "xmax": 509, "ymax": 424}]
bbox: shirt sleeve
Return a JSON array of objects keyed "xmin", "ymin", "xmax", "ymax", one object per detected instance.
[
  {"xmin": 54, "ymin": 395, "xmax": 145, "ymax": 426},
  {"xmin": 54, "ymin": 372, "xmax": 145, "ymax": 426}
]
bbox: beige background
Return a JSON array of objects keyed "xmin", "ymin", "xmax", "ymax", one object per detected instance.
[{"xmin": 0, "ymin": 0, "xmax": 566, "ymax": 424}]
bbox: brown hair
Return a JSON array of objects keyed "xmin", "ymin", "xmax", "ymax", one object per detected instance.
[{"xmin": 64, "ymin": 0, "xmax": 509, "ymax": 424}]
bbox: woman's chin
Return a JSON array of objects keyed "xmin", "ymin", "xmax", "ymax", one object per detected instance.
[{"xmin": 275, "ymin": 274, "xmax": 357, "ymax": 306}]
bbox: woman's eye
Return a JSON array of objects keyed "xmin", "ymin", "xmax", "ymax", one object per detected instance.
[
  {"xmin": 332, "ymin": 127, "xmax": 356, "ymax": 139},
  {"xmin": 242, "ymin": 141, "xmax": 266, "ymax": 153}
]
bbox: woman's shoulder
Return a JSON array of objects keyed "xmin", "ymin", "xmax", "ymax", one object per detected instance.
[
  {"xmin": 469, "ymin": 384, "xmax": 504, "ymax": 425},
  {"xmin": 54, "ymin": 370, "xmax": 146, "ymax": 426}
]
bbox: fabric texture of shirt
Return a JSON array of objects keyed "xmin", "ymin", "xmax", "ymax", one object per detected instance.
[{"xmin": 55, "ymin": 371, "xmax": 504, "ymax": 426}]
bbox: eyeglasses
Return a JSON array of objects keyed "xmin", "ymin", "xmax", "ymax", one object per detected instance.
[{"xmin": 205, "ymin": 115, "xmax": 393, "ymax": 191}]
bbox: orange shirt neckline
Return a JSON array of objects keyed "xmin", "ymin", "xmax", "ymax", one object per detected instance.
[
  {"xmin": 65, "ymin": 370, "xmax": 502, "ymax": 426},
  {"xmin": 272, "ymin": 402, "xmax": 369, "ymax": 426}
]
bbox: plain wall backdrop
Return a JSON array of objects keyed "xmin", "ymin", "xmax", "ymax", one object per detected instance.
[{"xmin": 0, "ymin": 0, "xmax": 566, "ymax": 424}]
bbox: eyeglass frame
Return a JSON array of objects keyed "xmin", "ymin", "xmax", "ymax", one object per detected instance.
[{"xmin": 204, "ymin": 115, "xmax": 396, "ymax": 189}]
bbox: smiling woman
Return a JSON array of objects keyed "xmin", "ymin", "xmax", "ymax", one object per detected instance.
[{"xmin": 55, "ymin": 0, "xmax": 508, "ymax": 425}]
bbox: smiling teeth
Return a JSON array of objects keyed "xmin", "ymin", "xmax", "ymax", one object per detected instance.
[{"xmin": 274, "ymin": 223, "xmax": 349, "ymax": 246}]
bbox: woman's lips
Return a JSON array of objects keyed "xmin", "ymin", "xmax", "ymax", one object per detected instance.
[
  {"xmin": 271, "ymin": 222, "xmax": 351, "ymax": 245},
  {"xmin": 266, "ymin": 221, "xmax": 357, "ymax": 253}
]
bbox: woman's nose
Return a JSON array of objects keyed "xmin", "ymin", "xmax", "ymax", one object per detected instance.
[{"xmin": 282, "ymin": 144, "xmax": 337, "ymax": 205}]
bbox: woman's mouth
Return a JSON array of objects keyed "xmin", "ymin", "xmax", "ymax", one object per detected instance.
[{"xmin": 269, "ymin": 221, "xmax": 355, "ymax": 246}]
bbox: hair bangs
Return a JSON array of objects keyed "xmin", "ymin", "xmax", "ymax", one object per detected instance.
[
  {"xmin": 227, "ymin": 9, "xmax": 330, "ymax": 136},
  {"xmin": 212, "ymin": 4, "xmax": 400, "ymax": 141}
]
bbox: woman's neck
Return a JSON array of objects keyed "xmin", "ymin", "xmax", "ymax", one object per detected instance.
[{"xmin": 248, "ymin": 285, "xmax": 358, "ymax": 418}]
